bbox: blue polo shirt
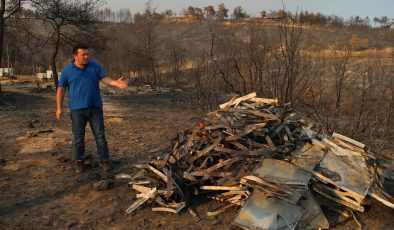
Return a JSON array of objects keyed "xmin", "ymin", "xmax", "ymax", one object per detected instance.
[{"xmin": 59, "ymin": 60, "xmax": 107, "ymax": 110}]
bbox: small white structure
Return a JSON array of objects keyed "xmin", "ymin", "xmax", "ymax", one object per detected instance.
[
  {"xmin": 36, "ymin": 72, "xmax": 47, "ymax": 80},
  {"xmin": 46, "ymin": 70, "xmax": 61, "ymax": 79},
  {"xmin": 36, "ymin": 70, "xmax": 61, "ymax": 80},
  {"xmin": 0, "ymin": 68, "xmax": 14, "ymax": 78}
]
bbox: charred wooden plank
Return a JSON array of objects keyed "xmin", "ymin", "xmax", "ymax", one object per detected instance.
[{"xmin": 189, "ymin": 135, "xmax": 224, "ymax": 163}]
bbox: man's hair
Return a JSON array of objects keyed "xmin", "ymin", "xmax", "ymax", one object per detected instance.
[{"xmin": 72, "ymin": 44, "xmax": 89, "ymax": 55}]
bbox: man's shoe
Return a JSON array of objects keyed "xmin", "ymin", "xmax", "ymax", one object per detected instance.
[
  {"xmin": 75, "ymin": 160, "xmax": 85, "ymax": 174},
  {"xmin": 100, "ymin": 160, "xmax": 112, "ymax": 172}
]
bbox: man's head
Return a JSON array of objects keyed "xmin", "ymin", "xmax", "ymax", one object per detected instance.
[{"xmin": 72, "ymin": 44, "xmax": 89, "ymax": 67}]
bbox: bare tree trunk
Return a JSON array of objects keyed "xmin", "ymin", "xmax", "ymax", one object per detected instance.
[
  {"xmin": 0, "ymin": 0, "xmax": 5, "ymax": 94},
  {"xmin": 209, "ymin": 25, "xmax": 241, "ymax": 96},
  {"xmin": 51, "ymin": 28, "xmax": 60, "ymax": 89},
  {"xmin": 0, "ymin": 0, "xmax": 22, "ymax": 94}
]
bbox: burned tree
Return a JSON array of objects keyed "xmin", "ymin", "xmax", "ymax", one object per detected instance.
[
  {"xmin": 128, "ymin": 3, "xmax": 162, "ymax": 86},
  {"xmin": 0, "ymin": 0, "xmax": 24, "ymax": 93},
  {"xmin": 30, "ymin": 0, "xmax": 103, "ymax": 88}
]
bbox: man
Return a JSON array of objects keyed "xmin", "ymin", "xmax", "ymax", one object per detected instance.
[{"xmin": 56, "ymin": 44, "xmax": 128, "ymax": 173}]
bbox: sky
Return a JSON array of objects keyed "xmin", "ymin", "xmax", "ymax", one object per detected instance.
[{"xmin": 103, "ymin": 0, "xmax": 394, "ymax": 19}]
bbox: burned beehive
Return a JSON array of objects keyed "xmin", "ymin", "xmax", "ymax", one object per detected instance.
[{"xmin": 117, "ymin": 92, "xmax": 393, "ymax": 229}]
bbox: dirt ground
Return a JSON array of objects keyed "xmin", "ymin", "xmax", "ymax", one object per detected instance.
[{"xmin": 1, "ymin": 83, "xmax": 393, "ymax": 230}]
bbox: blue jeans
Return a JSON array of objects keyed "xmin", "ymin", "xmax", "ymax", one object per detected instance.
[{"xmin": 70, "ymin": 107, "xmax": 109, "ymax": 162}]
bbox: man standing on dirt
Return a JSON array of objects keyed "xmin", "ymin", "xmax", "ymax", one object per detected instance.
[{"xmin": 56, "ymin": 44, "xmax": 128, "ymax": 173}]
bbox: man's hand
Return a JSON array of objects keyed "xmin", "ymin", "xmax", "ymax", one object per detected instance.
[
  {"xmin": 56, "ymin": 109, "xmax": 63, "ymax": 121},
  {"xmin": 114, "ymin": 77, "xmax": 128, "ymax": 89},
  {"xmin": 101, "ymin": 76, "xmax": 128, "ymax": 89},
  {"xmin": 56, "ymin": 87, "xmax": 66, "ymax": 121}
]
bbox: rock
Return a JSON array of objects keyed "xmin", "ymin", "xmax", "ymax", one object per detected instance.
[
  {"xmin": 93, "ymin": 179, "xmax": 115, "ymax": 191},
  {"xmin": 57, "ymin": 156, "xmax": 70, "ymax": 163},
  {"xmin": 66, "ymin": 221, "xmax": 78, "ymax": 228},
  {"xmin": 28, "ymin": 121, "xmax": 34, "ymax": 128},
  {"xmin": 53, "ymin": 219, "xmax": 67, "ymax": 228},
  {"xmin": 31, "ymin": 119, "xmax": 39, "ymax": 123},
  {"xmin": 0, "ymin": 158, "xmax": 7, "ymax": 164},
  {"xmin": 105, "ymin": 216, "xmax": 114, "ymax": 224},
  {"xmin": 211, "ymin": 219, "xmax": 222, "ymax": 226},
  {"xmin": 37, "ymin": 129, "xmax": 54, "ymax": 134}
]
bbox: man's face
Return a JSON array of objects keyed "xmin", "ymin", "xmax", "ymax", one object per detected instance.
[{"xmin": 74, "ymin": 48, "xmax": 89, "ymax": 66}]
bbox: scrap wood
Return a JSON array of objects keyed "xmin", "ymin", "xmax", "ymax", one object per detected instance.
[
  {"xmin": 135, "ymin": 164, "xmax": 168, "ymax": 183},
  {"xmin": 152, "ymin": 207, "xmax": 178, "ymax": 214},
  {"xmin": 312, "ymin": 183, "xmax": 365, "ymax": 212},
  {"xmin": 126, "ymin": 187, "xmax": 157, "ymax": 214},
  {"xmin": 115, "ymin": 173, "xmax": 133, "ymax": 179},
  {"xmin": 207, "ymin": 203, "xmax": 237, "ymax": 217},
  {"xmin": 152, "ymin": 198, "xmax": 187, "ymax": 214},
  {"xmin": 247, "ymin": 110, "xmax": 279, "ymax": 120},
  {"xmin": 322, "ymin": 138, "xmax": 362, "ymax": 158},
  {"xmin": 219, "ymin": 92, "xmax": 257, "ymax": 109},
  {"xmin": 332, "ymin": 132, "xmax": 366, "ymax": 149},
  {"xmin": 368, "ymin": 188, "xmax": 394, "ymax": 209},
  {"xmin": 248, "ymin": 97, "xmax": 278, "ymax": 105},
  {"xmin": 163, "ymin": 168, "xmax": 175, "ymax": 199},
  {"xmin": 200, "ymin": 186, "xmax": 244, "ymax": 191},
  {"xmin": 127, "ymin": 180, "xmax": 151, "ymax": 185},
  {"xmin": 224, "ymin": 125, "xmax": 257, "ymax": 141},
  {"xmin": 241, "ymin": 176, "xmax": 292, "ymax": 195},
  {"xmin": 227, "ymin": 141, "xmax": 249, "ymax": 150},
  {"xmin": 135, "ymin": 189, "xmax": 167, "ymax": 198},
  {"xmin": 208, "ymin": 195, "xmax": 247, "ymax": 206},
  {"xmin": 238, "ymin": 180, "xmax": 290, "ymax": 201},
  {"xmin": 132, "ymin": 184, "xmax": 152, "ymax": 194},
  {"xmin": 221, "ymin": 190, "xmax": 251, "ymax": 197},
  {"xmin": 213, "ymin": 146, "xmax": 273, "ymax": 157},
  {"xmin": 152, "ymin": 203, "xmax": 186, "ymax": 214},
  {"xmin": 155, "ymin": 196, "xmax": 186, "ymax": 209},
  {"xmin": 204, "ymin": 157, "xmax": 241, "ymax": 173},
  {"xmin": 351, "ymin": 212, "xmax": 364, "ymax": 230},
  {"xmin": 189, "ymin": 135, "xmax": 224, "ymax": 163},
  {"xmin": 184, "ymin": 171, "xmax": 233, "ymax": 178}
]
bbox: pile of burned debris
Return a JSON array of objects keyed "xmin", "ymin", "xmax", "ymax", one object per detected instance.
[{"xmin": 116, "ymin": 92, "xmax": 394, "ymax": 229}]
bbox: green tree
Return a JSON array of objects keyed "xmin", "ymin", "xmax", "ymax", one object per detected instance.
[
  {"xmin": 216, "ymin": 3, "xmax": 228, "ymax": 20},
  {"xmin": 259, "ymin": 10, "xmax": 266, "ymax": 18},
  {"xmin": 232, "ymin": 6, "xmax": 247, "ymax": 19},
  {"xmin": 162, "ymin": 9, "xmax": 173, "ymax": 18},
  {"xmin": 203, "ymin": 5, "xmax": 215, "ymax": 19},
  {"xmin": 184, "ymin": 6, "xmax": 196, "ymax": 18}
]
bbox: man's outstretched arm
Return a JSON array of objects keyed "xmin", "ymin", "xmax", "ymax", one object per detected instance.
[
  {"xmin": 56, "ymin": 87, "xmax": 66, "ymax": 121},
  {"xmin": 101, "ymin": 77, "xmax": 128, "ymax": 89}
]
